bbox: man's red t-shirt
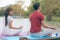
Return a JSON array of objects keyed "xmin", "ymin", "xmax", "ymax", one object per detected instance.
[{"xmin": 30, "ymin": 11, "xmax": 44, "ymax": 33}]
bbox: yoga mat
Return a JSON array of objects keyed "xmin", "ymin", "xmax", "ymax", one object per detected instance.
[
  {"xmin": 4, "ymin": 36, "xmax": 20, "ymax": 40},
  {"xmin": 3, "ymin": 36, "xmax": 51, "ymax": 40}
]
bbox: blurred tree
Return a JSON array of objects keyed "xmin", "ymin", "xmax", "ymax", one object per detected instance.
[
  {"xmin": 24, "ymin": 0, "xmax": 41, "ymax": 18},
  {"xmin": 10, "ymin": 5, "xmax": 24, "ymax": 16},
  {"xmin": 0, "ymin": 0, "xmax": 60, "ymax": 19},
  {"xmin": 26, "ymin": 0, "xmax": 60, "ymax": 20},
  {"xmin": 10, "ymin": 0, "xmax": 25, "ymax": 16},
  {"xmin": 0, "ymin": 8, "xmax": 5, "ymax": 16},
  {"xmin": 41, "ymin": 0, "xmax": 60, "ymax": 21}
]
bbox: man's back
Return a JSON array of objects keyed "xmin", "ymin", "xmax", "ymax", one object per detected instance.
[{"xmin": 30, "ymin": 11, "xmax": 44, "ymax": 33}]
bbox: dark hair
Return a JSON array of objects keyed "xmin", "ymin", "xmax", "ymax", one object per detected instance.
[
  {"xmin": 5, "ymin": 7, "xmax": 13, "ymax": 26},
  {"xmin": 33, "ymin": 3, "xmax": 40, "ymax": 10}
]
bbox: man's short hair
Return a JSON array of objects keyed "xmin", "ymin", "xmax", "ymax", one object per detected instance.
[{"xmin": 33, "ymin": 3, "xmax": 40, "ymax": 10}]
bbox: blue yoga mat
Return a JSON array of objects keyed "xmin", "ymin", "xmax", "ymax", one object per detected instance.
[
  {"xmin": 4, "ymin": 36, "xmax": 20, "ymax": 40},
  {"xmin": 4, "ymin": 36, "xmax": 51, "ymax": 40}
]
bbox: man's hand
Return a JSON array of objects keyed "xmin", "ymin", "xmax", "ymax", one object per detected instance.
[
  {"xmin": 50, "ymin": 26, "xmax": 58, "ymax": 30},
  {"xmin": 19, "ymin": 26, "xmax": 23, "ymax": 29},
  {"xmin": 50, "ymin": 26, "xmax": 56, "ymax": 30}
]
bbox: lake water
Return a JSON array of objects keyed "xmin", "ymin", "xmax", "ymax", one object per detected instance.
[{"xmin": 0, "ymin": 17, "xmax": 31, "ymax": 34}]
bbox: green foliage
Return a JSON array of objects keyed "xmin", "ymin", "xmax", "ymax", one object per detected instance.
[
  {"xmin": 10, "ymin": 4, "xmax": 25, "ymax": 16},
  {"xmin": 0, "ymin": 9, "xmax": 4, "ymax": 16},
  {"xmin": 0, "ymin": 0, "xmax": 60, "ymax": 18},
  {"xmin": 0, "ymin": 11, "xmax": 4, "ymax": 16},
  {"xmin": 0, "ymin": 4, "xmax": 25, "ymax": 16},
  {"xmin": 24, "ymin": 0, "xmax": 40, "ymax": 18},
  {"xmin": 52, "ymin": 17, "xmax": 60, "ymax": 22},
  {"xmin": 41, "ymin": 0, "xmax": 60, "ymax": 16},
  {"xmin": 24, "ymin": 0, "xmax": 60, "ymax": 18}
]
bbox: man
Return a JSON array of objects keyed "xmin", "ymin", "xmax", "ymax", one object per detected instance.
[{"xmin": 29, "ymin": 3, "xmax": 57, "ymax": 36}]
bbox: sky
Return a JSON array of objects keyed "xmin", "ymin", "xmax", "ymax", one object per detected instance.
[
  {"xmin": 0, "ymin": 0, "xmax": 31, "ymax": 10},
  {"xmin": 0, "ymin": 0, "xmax": 16, "ymax": 7}
]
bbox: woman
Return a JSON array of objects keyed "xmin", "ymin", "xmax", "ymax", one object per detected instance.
[{"xmin": 2, "ymin": 7, "xmax": 22, "ymax": 36}]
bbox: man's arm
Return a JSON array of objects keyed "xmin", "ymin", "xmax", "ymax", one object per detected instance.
[{"xmin": 42, "ymin": 21, "xmax": 56, "ymax": 30}]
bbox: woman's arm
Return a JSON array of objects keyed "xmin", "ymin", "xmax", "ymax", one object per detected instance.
[{"xmin": 9, "ymin": 21, "xmax": 22, "ymax": 29}]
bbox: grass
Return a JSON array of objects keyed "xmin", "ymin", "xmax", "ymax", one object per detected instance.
[{"xmin": 52, "ymin": 17, "xmax": 60, "ymax": 22}]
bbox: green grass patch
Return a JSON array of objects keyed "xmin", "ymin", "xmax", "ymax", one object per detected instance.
[{"xmin": 52, "ymin": 17, "xmax": 60, "ymax": 22}]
